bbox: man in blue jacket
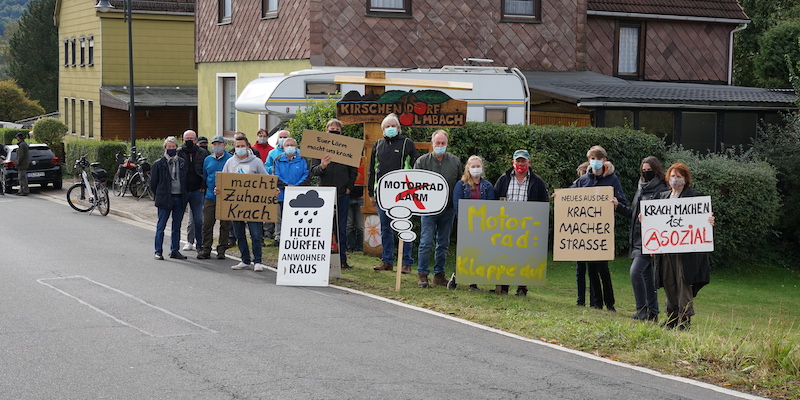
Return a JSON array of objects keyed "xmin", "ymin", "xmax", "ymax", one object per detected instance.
[{"xmin": 198, "ymin": 136, "xmax": 232, "ymax": 260}]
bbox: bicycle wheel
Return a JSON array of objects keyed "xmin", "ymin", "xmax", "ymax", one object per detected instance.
[
  {"xmin": 66, "ymin": 183, "xmax": 93, "ymax": 212},
  {"xmin": 135, "ymin": 173, "xmax": 153, "ymax": 200},
  {"xmin": 112, "ymin": 169, "xmax": 126, "ymax": 197},
  {"xmin": 129, "ymin": 173, "xmax": 143, "ymax": 199},
  {"xmin": 95, "ymin": 184, "xmax": 110, "ymax": 216}
]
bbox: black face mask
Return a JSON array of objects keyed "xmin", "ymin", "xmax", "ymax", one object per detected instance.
[
  {"xmin": 184, "ymin": 140, "xmax": 195, "ymax": 149},
  {"xmin": 641, "ymin": 170, "xmax": 656, "ymax": 182}
]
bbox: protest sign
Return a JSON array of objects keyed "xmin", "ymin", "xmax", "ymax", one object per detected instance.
[
  {"xmin": 300, "ymin": 129, "xmax": 364, "ymax": 168},
  {"xmin": 215, "ymin": 172, "xmax": 279, "ymax": 222},
  {"xmin": 376, "ymin": 169, "xmax": 449, "ymax": 242},
  {"xmin": 456, "ymin": 200, "xmax": 550, "ymax": 286},
  {"xmin": 553, "ymin": 186, "xmax": 615, "ymax": 261},
  {"xmin": 640, "ymin": 196, "xmax": 714, "ymax": 254},
  {"xmin": 276, "ymin": 187, "xmax": 337, "ymax": 286}
]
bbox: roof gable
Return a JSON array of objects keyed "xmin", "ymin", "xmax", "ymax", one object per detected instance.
[{"xmin": 587, "ymin": 0, "xmax": 748, "ymax": 20}]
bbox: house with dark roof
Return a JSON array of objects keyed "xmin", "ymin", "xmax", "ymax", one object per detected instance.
[{"xmin": 56, "ymin": 0, "xmax": 197, "ymax": 142}]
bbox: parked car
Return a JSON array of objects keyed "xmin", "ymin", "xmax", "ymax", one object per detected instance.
[{"xmin": 2, "ymin": 144, "xmax": 63, "ymax": 193}]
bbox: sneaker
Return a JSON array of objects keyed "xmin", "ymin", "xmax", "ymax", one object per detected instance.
[
  {"xmin": 254, "ymin": 263, "xmax": 266, "ymax": 272},
  {"xmin": 154, "ymin": 252, "xmax": 164, "ymax": 260},
  {"xmin": 231, "ymin": 262, "xmax": 252, "ymax": 270},
  {"xmin": 341, "ymin": 263, "xmax": 353, "ymax": 269},
  {"xmin": 182, "ymin": 243, "xmax": 195, "ymax": 251},
  {"xmin": 169, "ymin": 252, "xmax": 187, "ymax": 260},
  {"xmin": 468, "ymin": 284, "xmax": 481, "ymax": 292}
]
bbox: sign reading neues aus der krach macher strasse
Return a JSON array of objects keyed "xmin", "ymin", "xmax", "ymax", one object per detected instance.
[
  {"xmin": 456, "ymin": 200, "xmax": 550, "ymax": 287},
  {"xmin": 215, "ymin": 172, "xmax": 279, "ymax": 222},
  {"xmin": 640, "ymin": 196, "xmax": 714, "ymax": 254},
  {"xmin": 553, "ymin": 186, "xmax": 615, "ymax": 261},
  {"xmin": 337, "ymin": 89, "xmax": 467, "ymax": 127}
]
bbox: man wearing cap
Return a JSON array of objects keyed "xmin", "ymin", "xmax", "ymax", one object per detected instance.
[
  {"xmin": 197, "ymin": 136, "xmax": 209, "ymax": 151},
  {"xmin": 493, "ymin": 149, "xmax": 548, "ymax": 296},
  {"xmin": 15, "ymin": 132, "xmax": 30, "ymax": 196},
  {"xmin": 199, "ymin": 136, "xmax": 232, "ymax": 260}
]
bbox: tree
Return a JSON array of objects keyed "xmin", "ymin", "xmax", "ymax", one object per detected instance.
[
  {"xmin": 7, "ymin": 0, "xmax": 57, "ymax": 112},
  {"xmin": 0, "ymin": 79, "xmax": 44, "ymax": 120},
  {"xmin": 753, "ymin": 19, "xmax": 800, "ymax": 88},
  {"xmin": 31, "ymin": 116, "xmax": 66, "ymax": 148},
  {"xmin": 733, "ymin": 0, "xmax": 800, "ymax": 87}
]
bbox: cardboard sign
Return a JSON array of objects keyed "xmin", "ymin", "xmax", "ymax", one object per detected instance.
[
  {"xmin": 640, "ymin": 196, "xmax": 714, "ymax": 254},
  {"xmin": 300, "ymin": 129, "xmax": 364, "ymax": 168},
  {"xmin": 336, "ymin": 89, "xmax": 467, "ymax": 127},
  {"xmin": 553, "ymin": 186, "xmax": 615, "ymax": 261},
  {"xmin": 276, "ymin": 187, "xmax": 337, "ymax": 286},
  {"xmin": 215, "ymin": 172, "xmax": 279, "ymax": 222},
  {"xmin": 456, "ymin": 200, "xmax": 550, "ymax": 286},
  {"xmin": 376, "ymin": 169, "xmax": 449, "ymax": 242}
]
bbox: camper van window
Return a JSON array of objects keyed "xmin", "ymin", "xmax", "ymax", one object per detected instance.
[
  {"xmin": 305, "ymin": 82, "xmax": 340, "ymax": 97},
  {"xmin": 486, "ymin": 108, "xmax": 507, "ymax": 124},
  {"xmin": 501, "ymin": 0, "xmax": 539, "ymax": 21},
  {"xmin": 367, "ymin": 0, "xmax": 411, "ymax": 15}
]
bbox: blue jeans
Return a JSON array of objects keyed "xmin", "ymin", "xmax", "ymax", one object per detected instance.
[
  {"xmin": 231, "ymin": 221, "xmax": 263, "ymax": 264},
  {"xmin": 417, "ymin": 209, "xmax": 456, "ymax": 275},
  {"xmin": 337, "ymin": 194, "xmax": 350, "ymax": 265},
  {"xmin": 185, "ymin": 190, "xmax": 204, "ymax": 247},
  {"xmin": 378, "ymin": 206, "xmax": 414, "ymax": 266},
  {"xmin": 346, "ymin": 197, "xmax": 364, "ymax": 252},
  {"xmin": 631, "ymin": 255, "xmax": 659, "ymax": 315},
  {"xmin": 155, "ymin": 195, "xmax": 185, "ymax": 254}
]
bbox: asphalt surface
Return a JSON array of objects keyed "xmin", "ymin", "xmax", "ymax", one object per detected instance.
[{"xmin": 0, "ymin": 183, "xmax": 766, "ymax": 399}]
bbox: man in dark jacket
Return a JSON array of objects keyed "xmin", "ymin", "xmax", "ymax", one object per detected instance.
[
  {"xmin": 178, "ymin": 129, "xmax": 210, "ymax": 253},
  {"xmin": 569, "ymin": 145, "xmax": 627, "ymax": 311},
  {"xmin": 368, "ymin": 113, "xmax": 418, "ymax": 273},
  {"xmin": 311, "ymin": 118, "xmax": 358, "ymax": 270},
  {"xmin": 15, "ymin": 132, "xmax": 30, "ymax": 196},
  {"xmin": 493, "ymin": 149, "xmax": 548, "ymax": 296},
  {"xmin": 150, "ymin": 136, "xmax": 188, "ymax": 260}
]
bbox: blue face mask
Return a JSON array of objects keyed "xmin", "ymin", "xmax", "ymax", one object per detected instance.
[
  {"xmin": 165, "ymin": 148, "xmax": 177, "ymax": 157},
  {"xmin": 235, "ymin": 147, "xmax": 247, "ymax": 157},
  {"xmin": 278, "ymin": 138, "xmax": 286, "ymax": 148},
  {"xmin": 212, "ymin": 145, "xmax": 225, "ymax": 156},
  {"xmin": 590, "ymin": 160, "xmax": 604, "ymax": 171},
  {"xmin": 384, "ymin": 127, "xmax": 398, "ymax": 138},
  {"xmin": 284, "ymin": 146, "xmax": 297, "ymax": 156},
  {"xmin": 433, "ymin": 146, "xmax": 447, "ymax": 156}
]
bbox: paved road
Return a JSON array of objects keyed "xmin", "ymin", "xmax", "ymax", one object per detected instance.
[{"xmin": 0, "ymin": 191, "xmax": 763, "ymax": 399}]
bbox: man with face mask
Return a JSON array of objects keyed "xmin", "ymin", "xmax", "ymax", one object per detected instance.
[
  {"xmin": 569, "ymin": 145, "xmax": 627, "ymax": 311},
  {"xmin": 413, "ymin": 130, "xmax": 462, "ymax": 288},
  {"xmin": 198, "ymin": 136, "xmax": 233, "ymax": 260},
  {"xmin": 150, "ymin": 136, "xmax": 188, "ymax": 260},
  {"xmin": 368, "ymin": 113, "xmax": 419, "ymax": 274},
  {"xmin": 178, "ymin": 130, "xmax": 210, "ymax": 253},
  {"xmin": 493, "ymin": 149, "xmax": 549, "ymax": 296},
  {"xmin": 265, "ymin": 130, "xmax": 291, "ymax": 175},
  {"xmin": 274, "ymin": 137, "xmax": 309, "ymax": 224}
]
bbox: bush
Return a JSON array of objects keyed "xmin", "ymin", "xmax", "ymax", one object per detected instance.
[
  {"xmin": 31, "ymin": 117, "xmax": 67, "ymax": 149},
  {"xmin": 0, "ymin": 128, "xmax": 31, "ymax": 145}
]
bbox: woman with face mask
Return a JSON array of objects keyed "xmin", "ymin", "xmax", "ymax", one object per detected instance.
[
  {"xmin": 451, "ymin": 155, "xmax": 495, "ymax": 291},
  {"xmin": 645, "ymin": 162, "xmax": 714, "ymax": 331},
  {"xmin": 613, "ymin": 156, "xmax": 668, "ymax": 322}
]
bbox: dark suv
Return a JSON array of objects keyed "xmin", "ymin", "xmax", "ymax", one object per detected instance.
[{"xmin": 2, "ymin": 144, "xmax": 63, "ymax": 193}]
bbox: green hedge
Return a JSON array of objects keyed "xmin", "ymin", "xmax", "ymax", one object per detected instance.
[
  {"xmin": 64, "ymin": 139, "xmax": 170, "ymax": 176},
  {"xmin": 0, "ymin": 128, "xmax": 31, "ymax": 145}
]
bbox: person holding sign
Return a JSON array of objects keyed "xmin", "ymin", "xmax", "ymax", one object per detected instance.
[
  {"xmin": 218, "ymin": 136, "xmax": 269, "ymax": 272},
  {"xmin": 310, "ymin": 118, "xmax": 358, "ymax": 270},
  {"xmin": 613, "ymin": 156, "xmax": 668, "ymax": 321},
  {"xmin": 413, "ymin": 130, "xmax": 462, "ymax": 288},
  {"xmin": 569, "ymin": 145, "xmax": 627, "ymax": 311},
  {"xmin": 453, "ymin": 155, "xmax": 495, "ymax": 291},
  {"xmin": 650, "ymin": 162, "xmax": 713, "ymax": 330},
  {"xmin": 368, "ymin": 113, "xmax": 419, "ymax": 274},
  {"xmin": 493, "ymin": 149, "xmax": 548, "ymax": 296},
  {"xmin": 151, "ymin": 136, "xmax": 188, "ymax": 260}
]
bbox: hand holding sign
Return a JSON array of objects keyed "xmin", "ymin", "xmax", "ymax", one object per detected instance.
[{"xmin": 376, "ymin": 169, "xmax": 449, "ymax": 242}]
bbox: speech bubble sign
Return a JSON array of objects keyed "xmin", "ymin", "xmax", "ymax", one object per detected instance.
[{"xmin": 376, "ymin": 169, "xmax": 449, "ymax": 242}]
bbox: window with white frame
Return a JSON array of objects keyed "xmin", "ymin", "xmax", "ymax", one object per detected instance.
[
  {"xmin": 219, "ymin": 76, "xmax": 237, "ymax": 135},
  {"xmin": 63, "ymin": 40, "xmax": 69, "ymax": 66},
  {"xmin": 80, "ymin": 100, "xmax": 85, "ymax": 136},
  {"xmin": 262, "ymin": 0, "xmax": 277, "ymax": 18},
  {"xmin": 88, "ymin": 100, "xmax": 94, "ymax": 138},
  {"xmin": 367, "ymin": 0, "xmax": 411, "ymax": 15},
  {"xmin": 70, "ymin": 39, "xmax": 76, "ymax": 66},
  {"xmin": 486, "ymin": 108, "xmax": 508, "ymax": 124},
  {"xmin": 80, "ymin": 38, "xmax": 86, "ymax": 66},
  {"xmin": 219, "ymin": 0, "xmax": 232, "ymax": 23},
  {"xmin": 501, "ymin": 0, "xmax": 538, "ymax": 20},
  {"xmin": 71, "ymin": 98, "xmax": 76, "ymax": 134},
  {"xmin": 617, "ymin": 23, "xmax": 641, "ymax": 76}
]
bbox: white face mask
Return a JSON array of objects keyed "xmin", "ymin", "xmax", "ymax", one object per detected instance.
[
  {"xmin": 257, "ymin": 137, "xmax": 268, "ymax": 144},
  {"xmin": 469, "ymin": 167, "xmax": 482, "ymax": 177}
]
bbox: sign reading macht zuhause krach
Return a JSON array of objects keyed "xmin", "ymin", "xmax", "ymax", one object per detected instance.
[
  {"xmin": 553, "ymin": 186, "xmax": 615, "ymax": 261},
  {"xmin": 456, "ymin": 200, "xmax": 550, "ymax": 287},
  {"xmin": 640, "ymin": 196, "xmax": 714, "ymax": 254},
  {"xmin": 299, "ymin": 129, "xmax": 364, "ymax": 168},
  {"xmin": 215, "ymin": 172, "xmax": 279, "ymax": 222}
]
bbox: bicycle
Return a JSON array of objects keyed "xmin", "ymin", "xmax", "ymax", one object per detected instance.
[
  {"xmin": 112, "ymin": 151, "xmax": 137, "ymax": 197},
  {"xmin": 128, "ymin": 153, "xmax": 152, "ymax": 200},
  {"xmin": 66, "ymin": 155, "xmax": 110, "ymax": 216}
]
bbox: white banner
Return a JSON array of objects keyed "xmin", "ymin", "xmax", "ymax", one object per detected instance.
[
  {"xmin": 640, "ymin": 196, "xmax": 714, "ymax": 254},
  {"xmin": 276, "ymin": 187, "xmax": 337, "ymax": 286}
]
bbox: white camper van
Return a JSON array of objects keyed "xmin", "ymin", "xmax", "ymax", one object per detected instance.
[{"xmin": 236, "ymin": 65, "xmax": 531, "ymax": 126}]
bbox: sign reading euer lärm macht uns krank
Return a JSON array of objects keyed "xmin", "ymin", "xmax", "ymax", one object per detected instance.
[
  {"xmin": 215, "ymin": 172, "xmax": 279, "ymax": 222},
  {"xmin": 456, "ymin": 200, "xmax": 550, "ymax": 287}
]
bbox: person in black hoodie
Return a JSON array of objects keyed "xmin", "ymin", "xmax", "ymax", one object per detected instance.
[
  {"xmin": 368, "ymin": 113, "xmax": 418, "ymax": 274},
  {"xmin": 493, "ymin": 149, "xmax": 548, "ymax": 296},
  {"xmin": 614, "ymin": 156, "xmax": 668, "ymax": 322},
  {"xmin": 311, "ymin": 118, "xmax": 358, "ymax": 270},
  {"xmin": 178, "ymin": 130, "xmax": 210, "ymax": 255},
  {"xmin": 569, "ymin": 145, "xmax": 627, "ymax": 311}
]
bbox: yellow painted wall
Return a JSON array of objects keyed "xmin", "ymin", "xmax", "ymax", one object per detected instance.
[{"xmin": 197, "ymin": 59, "xmax": 311, "ymax": 138}]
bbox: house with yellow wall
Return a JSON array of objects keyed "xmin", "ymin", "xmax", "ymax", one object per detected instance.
[{"xmin": 56, "ymin": 0, "xmax": 196, "ymax": 142}]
